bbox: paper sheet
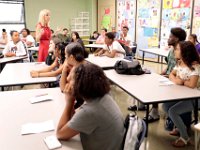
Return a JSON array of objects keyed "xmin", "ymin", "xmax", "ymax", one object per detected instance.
[
  {"xmin": 159, "ymin": 78, "xmax": 175, "ymax": 86},
  {"xmin": 29, "ymin": 94, "xmax": 53, "ymax": 104},
  {"xmin": 21, "ymin": 120, "xmax": 54, "ymax": 135}
]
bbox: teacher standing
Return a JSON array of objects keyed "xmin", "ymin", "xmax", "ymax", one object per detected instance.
[{"xmin": 36, "ymin": 9, "xmax": 51, "ymax": 62}]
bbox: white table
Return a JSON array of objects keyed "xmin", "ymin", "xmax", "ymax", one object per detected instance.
[
  {"xmin": 84, "ymin": 44, "xmax": 104, "ymax": 49},
  {"xmin": 0, "ymin": 88, "xmax": 83, "ymax": 150},
  {"xmin": 86, "ymin": 54, "xmax": 129, "ymax": 69},
  {"xmin": 139, "ymin": 48, "xmax": 169, "ymax": 65},
  {"xmin": 0, "ymin": 56, "xmax": 28, "ymax": 72},
  {"xmin": 83, "ymin": 39, "xmax": 97, "ymax": 43},
  {"xmin": 0, "ymin": 62, "xmax": 57, "ymax": 90},
  {"xmin": 104, "ymin": 69, "xmax": 200, "ymax": 136}
]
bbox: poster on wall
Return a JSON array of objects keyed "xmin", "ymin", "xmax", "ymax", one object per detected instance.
[
  {"xmin": 192, "ymin": 0, "xmax": 200, "ymax": 41},
  {"xmin": 160, "ymin": 0, "xmax": 192, "ymax": 49},
  {"xmin": 117, "ymin": 0, "xmax": 136, "ymax": 42},
  {"xmin": 136, "ymin": 0, "xmax": 161, "ymax": 57},
  {"xmin": 98, "ymin": 0, "xmax": 115, "ymax": 32}
]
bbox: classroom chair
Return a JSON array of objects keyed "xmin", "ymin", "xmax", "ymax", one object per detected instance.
[{"xmin": 194, "ymin": 122, "xmax": 200, "ymax": 150}]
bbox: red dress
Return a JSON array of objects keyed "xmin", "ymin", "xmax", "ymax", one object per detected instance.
[{"xmin": 37, "ymin": 23, "xmax": 51, "ymax": 62}]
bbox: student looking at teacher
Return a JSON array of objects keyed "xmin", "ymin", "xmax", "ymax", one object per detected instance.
[
  {"xmin": 3, "ymin": 30, "xmax": 29, "ymax": 62},
  {"xmin": 162, "ymin": 41, "xmax": 200, "ymax": 147},
  {"xmin": 60, "ymin": 42, "xmax": 88, "ymax": 108},
  {"xmin": 96, "ymin": 28, "xmax": 107, "ymax": 44},
  {"xmin": 30, "ymin": 36, "xmax": 65, "ymax": 78},
  {"xmin": 94, "ymin": 32, "xmax": 125, "ymax": 58},
  {"xmin": 57, "ymin": 63, "xmax": 125, "ymax": 150},
  {"xmin": 188, "ymin": 34, "xmax": 200, "ymax": 55},
  {"xmin": 0, "ymin": 29, "xmax": 9, "ymax": 45},
  {"xmin": 143, "ymin": 27, "xmax": 187, "ymax": 123},
  {"xmin": 20, "ymin": 28, "xmax": 35, "ymax": 47}
]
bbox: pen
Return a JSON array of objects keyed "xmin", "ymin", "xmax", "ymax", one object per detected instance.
[{"xmin": 35, "ymin": 93, "xmax": 48, "ymax": 97}]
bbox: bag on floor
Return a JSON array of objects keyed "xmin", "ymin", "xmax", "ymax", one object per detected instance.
[{"xmin": 114, "ymin": 60, "xmax": 144, "ymax": 75}]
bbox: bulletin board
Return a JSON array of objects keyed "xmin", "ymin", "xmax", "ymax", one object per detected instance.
[
  {"xmin": 192, "ymin": 0, "xmax": 200, "ymax": 41},
  {"xmin": 117, "ymin": 0, "xmax": 136, "ymax": 42},
  {"xmin": 136, "ymin": 0, "xmax": 161, "ymax": 57},
  {"xmin": 160, "ymin": 0, "xmax": 193, "ymax": 48}
]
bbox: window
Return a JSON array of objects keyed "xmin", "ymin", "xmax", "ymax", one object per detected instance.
[{"xmin": 0, "ymin": 0, "xmax": 25, "ymax": 35}]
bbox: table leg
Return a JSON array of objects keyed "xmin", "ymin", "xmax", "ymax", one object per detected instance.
[
  {"xmin": 142, "ymin": 52, "xmax": 145, "ymax": 65},
  {"xmin": 145, "ymin": 104, "xmax": 149, "ymax": 137},
  {"xmin": 194, "ymin": 99, "xmax": 199, "ymax": 124}
]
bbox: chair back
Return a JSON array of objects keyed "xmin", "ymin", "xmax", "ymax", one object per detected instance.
[{"xmin": 123, "ymin": 114, "xmax": 146, "ymax": 150}]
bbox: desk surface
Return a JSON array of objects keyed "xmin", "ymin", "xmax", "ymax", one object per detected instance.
[
  {"xmin": 105, "ymin": 69, "xmax": 200, "ymax": 104},
  {"xmin": 0, "ymin": 56, "xmax": 28, "ymax": 64},
  {"xmin": 83, "ymin": 39, "xmax": 96, "ymax": 42},
  {"xmin": 139, "ymin": 48, "xmax": 169, "ymax": 57},
  {"xmin": 84, "ymin": 44, "xmax": 104, "ymax": 48},
  {"xmin": 86, "ymin": 54, "xmax": 128, "ymax": 69},
  {"xmin": 0, "ymin": 62, "xmax": 57, "ymax": 87},
  {"xmin": 0, "ymin": 88, "xmax": 82, "ymax": 150}
]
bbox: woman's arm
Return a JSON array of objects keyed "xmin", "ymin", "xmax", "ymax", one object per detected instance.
[
  {"xmin": 56, "ymin": 92, "xmax": 79, "ymax": 140},
  {"xmin": 35, "ymin": 24, "xmax": 43, "ymax": 42},
  {"xmin": 102, "ymin": 50, "xmax": 116, "ymax": 58},
  {"xmin": 60, "ymin": 61, "xmax": 71, "ymax": 92},
  {"xmin": 169, "ymin": 69, "xmax": 184, "ymax": 85},
  {"xmin": 30, "ymin": 59, "xmax": 58, "ymax": 77},
  {"xmin": 184, "ymin": 75, "xmax": 199, "ymax": 88},
  {"xmin": 37, "ymin": 65, "xmax": 63, "ymax": 77}
]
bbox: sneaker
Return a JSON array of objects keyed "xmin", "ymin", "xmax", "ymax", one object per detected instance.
[{"xmin": 127, "ymin": 105, "xmax": 137, "ymax": 111}]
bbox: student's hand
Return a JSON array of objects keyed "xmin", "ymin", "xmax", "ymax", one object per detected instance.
[
  {"xmin": 62, "ymin": 61, "xmax": 71, "ymax": 73},
  {"xmin": 5, "ymin": 52, "xmax": 15, "ymax": 57},
  {"xmin": 30, "ymin": 70, "xmax": 39, "ymax": 78},
  {"xmin": 63, "ymin": 83, "xmax": 73, "ymax": 94},
  {"xmin": 175, "ymin": 76, "xmax": 184, "ymax": 85}
]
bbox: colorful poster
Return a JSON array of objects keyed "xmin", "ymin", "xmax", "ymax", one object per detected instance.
[
  {"xmin": 137, "ymin": 0, "xmax": 160, "ymax": 55},
  {"xmin": 160, "ymin": 0, "xmax": 192, "ymax": 48},
  {"xmin": 163, "ymin": 0, "xmax": 173, "ymax": 9},
  {"xmin": 117, "ymin": 0, "xmax": 136, "ymax": 42}
]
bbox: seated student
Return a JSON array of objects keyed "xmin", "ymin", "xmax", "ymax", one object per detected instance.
[
  {"xmin": 70, "ymin": 31, "xmax": 88, "ymax": 58},
  {"xmin": 112, "ymin": 26, "xmax": 119, "ymax": 40},
  {"xmin": 3, "ymin": 30, "xmax": 29, "ymax": 62},
  {"xmin": 56, "ymin": 28, "xmax": 71, "ymax": 45},
  {"xmin": 60, "ymin": 43, "xmax": 88, "ymax": 109},
  {"xmin": 94, "ymin": 32, "xmax": 125, "ymax": 58},
  {"xmin": 56, "ymin": 63, "xmax": 125, "ymax": 150},
  {"xmin": 96, "ymin": 28, "xmax": 107, "ymax": 44},
  {"xmin": 188, "ymin": 34, "xmax": 200, "ymax": 54},
  {"xmin": 0, "ymin": 29, "xmax": 9, "ymax": 45},
  {"xmin": 89, "ymin": 31, "xmax": 99, "ymax": 43},
  {"xmin": 163, "ymin": 41, "xmax": 200, "ymax": 147},
  {"xmin": 20, "ymin": 28, "xmax": 35, "ymax": 47},
  {"xmin": 118, "ymin": 26, "xmax": 132, "ymax": 47},
  {"xmin": 30, "ymin": 37, "xmax": 65, "ymax": 78}
]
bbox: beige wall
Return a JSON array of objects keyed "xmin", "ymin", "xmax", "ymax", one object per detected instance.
[{"xmin": 24, "ymin": 0, "xmax": 97, "ymax": 35}]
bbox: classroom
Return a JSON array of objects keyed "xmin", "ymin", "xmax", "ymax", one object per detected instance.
[{"xmin": 0, "ymin": 0, "xmax": 200, "ymax": 150}]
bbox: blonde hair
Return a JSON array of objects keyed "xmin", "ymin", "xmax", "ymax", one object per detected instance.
[{"xmin": 38, "ymin": 9, "xmax": 50, "ymax": 26}]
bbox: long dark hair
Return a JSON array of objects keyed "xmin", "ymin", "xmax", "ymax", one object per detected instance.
[
  {"xmin": 55, "ymin": 42, "xmax": 66, "ymax": 64},
  {"xmin": 190, "ymin": 34, "xmax": 200, "ymax": 44},
  {"xmin": 178, "ymin": 41, "xmax": 200, "ymax": 70},
  {"xmin": 71, "ymin": 31, "xmax": 80, "ymax": 42},
  {"xmin": 73, "ymin": 63, "xmax": 110, "ymax": 100}
]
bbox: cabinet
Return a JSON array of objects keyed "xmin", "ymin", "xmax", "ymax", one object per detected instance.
[{"xmin": 70, "ymin": 12, "xmax": 90, "ymax": 37}]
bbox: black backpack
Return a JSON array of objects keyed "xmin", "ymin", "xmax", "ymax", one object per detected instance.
[{"xmin": 114, "ymin": 60, "xmax": 145, "ymax": 75}]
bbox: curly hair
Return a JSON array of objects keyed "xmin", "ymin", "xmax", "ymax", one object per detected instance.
[
  {"xmin": 73, "ymin": 63, "xmax": 110, "ymax": 100},
  {"xmin": 178, "ymin": 41, "xmax": 200, "ymax": 70}
]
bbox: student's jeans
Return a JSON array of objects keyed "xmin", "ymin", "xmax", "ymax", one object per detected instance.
[{"xmin": 163, "ymin": 99, "xmax": 200, "ymax": 140}]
